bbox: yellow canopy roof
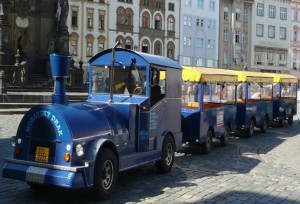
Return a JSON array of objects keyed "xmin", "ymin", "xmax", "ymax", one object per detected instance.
[
  {"xmin": 182, "ymin": 66, "xmax": 239, "ymax": 83},
  {"xmin": 229, "ymin": 70, "xmax": 274, "ymax": 83},
  {"xmin": 268, "ymin": 73, "xmax": 298, "ymax": 83}
]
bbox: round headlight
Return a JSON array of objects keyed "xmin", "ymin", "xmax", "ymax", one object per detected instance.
[{"xmin": 76, "ymin": 144, "xmax": 84, "ymax": 157}]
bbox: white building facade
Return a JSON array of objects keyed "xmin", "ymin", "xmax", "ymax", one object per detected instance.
[
  {"xmin": 291, "ymin": 0, "xmax": 300, "ymax": 70},
  {"xmin": 179, "ymin": 0, "xmax": 219, "ymax": 67},
  {"xmin": 251, "ymin": 0, "xmax": 291, "ymax": 73}
]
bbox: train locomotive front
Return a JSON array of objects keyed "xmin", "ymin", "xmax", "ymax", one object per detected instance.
[{"xmin": 2, "ymin": 47, "xmax": 183, "ymax": 199}]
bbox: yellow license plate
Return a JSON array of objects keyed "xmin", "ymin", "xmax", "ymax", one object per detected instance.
[{"xmin": 35, "ymin": 147, "xmax": 49, "ymax": 163}]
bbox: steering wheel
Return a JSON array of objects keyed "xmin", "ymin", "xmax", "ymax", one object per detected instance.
[{"xmin": 133, "ymin": 87, "xmax": 143, "ymax": 95}]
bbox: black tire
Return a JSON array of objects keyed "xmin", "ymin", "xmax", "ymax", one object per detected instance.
[
  {"xmin": 203, "ymin": 130, "xmax": 213, "ymax": 154},
  {"xmin": 220, "ymin": 126, "xmax": 230, "ymax": 146},
  {"xmin": 260, "ymin": 117, "xmax": 268, "ymax": 133},
  {"xmin": 92, "ymin": 148, "xmax": 118, "ymax": 200},
  {"xmin": 156, "ymin": 135, "xmax": 175, "ymax": 173},
  {"xmin": 247, "ymin": 120, "xmax": 255, "ymax": 137},
  {"xmin": 288, "ymin": 115, "xmax": 293, "ymax": 125}
]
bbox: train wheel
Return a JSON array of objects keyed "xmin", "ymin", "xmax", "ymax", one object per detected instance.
[
  {"xmin": 288, "ymin": 115, "xmax": 293, "ymax": 125},
  {"xmin": 247, "ymin": 120, "xmax": 255, "ymax": 137},
  {"xmin": 260, "ymin": 117, "xmax": 268, "ymax": 133},
  {"xmin": 93, "ymin": 148, "xmax": 118, "ymax": 200},
  {"xmin": 156, "ymin": 135, "xmax": 175, "ymax": 173},
  {"xmin": 203, "ymin": 130, "xmax": 213, "ymax": 154},
  {"xmin": 220, "ymin": 126, "xmax": 230, "ymax": 146}
]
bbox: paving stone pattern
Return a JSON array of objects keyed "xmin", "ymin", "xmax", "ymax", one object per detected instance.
[{"xmin": 1, "ymin": 114, "xmax": 300, "ymax": 203}]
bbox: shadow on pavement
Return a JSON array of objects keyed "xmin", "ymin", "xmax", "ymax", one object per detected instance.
[{"xmin": 0, "ymin": 122, "xmax": 300, "ymax": 203}]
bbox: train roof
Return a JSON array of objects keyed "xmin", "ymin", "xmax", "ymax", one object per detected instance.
[
  {"xmin": 89, "ymin": 48, "xmax": 182, "ymax": 69},
  {"xmin": 269, "ymin": 73, "xmax": 298, "ymax": 83},
  {"xmin": 182, "ymin": 66, "xmax": 240, "ymax": 83}
]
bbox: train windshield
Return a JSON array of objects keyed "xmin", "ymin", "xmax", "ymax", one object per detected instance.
[{"xmin": 91, "ymin": 65, "xmax": 147, "ymax": 96}]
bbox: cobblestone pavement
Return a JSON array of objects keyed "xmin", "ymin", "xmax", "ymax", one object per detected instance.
[{"xmin": 1, "ymin": 114, "xmax": 300, "ymax": 203}]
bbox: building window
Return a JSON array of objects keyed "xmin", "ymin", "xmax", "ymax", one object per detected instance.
[
  {"xmin": 156, "ymin": 1, "xmax": 161, "ymax": 9},
  {"xmin": 242, "ymin": 33, "xmax": 248, "ymax": 44},
  {"xmin": 294, "ymin": 31, "xmax": 298, "ymax": 41},
  {"xmin": 86, "ymin": 41, "xmax": 93, "ymax": 57},
  {"xmin": 256, "ymin": 24, "xmax": 264, "ymax": 37},
  {"xmin": 98, "ymin": 11, "xmax": 105, "ymax": 30},
  {"xmin": 185, "ymin": 0, "xmax": 192, "ymax": 6},
  {"xmin": 200, "ymin": 19, "xmax": 204, "ymax": 28},
  {"xmin": 154, "ymin": 41, "xmax": 162, "ymax": 55},
  {"xmin": 182, "ymin": 57, "xmax": 191, "ymax": 65},
  {"xmin": 224, "ymin": 7, "xmax": 229, "ymax": 20},
  {"xmin": 196, "ymin": 18, "xmax": 200, "ymax": 27},
  {"xmin": 167, "ymin": 16, "xmax": 175, "ymax": 31},
  {"xmin": 196, "ymin": 38, "xmax": 204, "ymax": 48},
  {"xmin": 295, "ymin": 11, "xmax": 298, "ymax": 21},
  {"xmin": 209, "ymin": 1, "xmax": 215, "ymax": 12},
  {"xmin": 183, "ymin": 16, "xmax": 187, "ymax": 26},
  {"xmin": 207, "ymin": 39, "xmax": 211, "ymax": 48},
  {"xmin": 70, "ymin": 35, "xmax": 78, "ymax": 56},
  {"xmin": 268, "ymin": 26, "xmax": 275, "ymax": 38},
  {"xmin": 280, "ymin": 7, "xmax": 287, "ymax": 20},
  {"xmin": 236, "ymin": 8, "xmax": 241, "ymax": 21},
  {"xmin": 188, "ymin": 17, "xmax": 192, "ymax": 26},
  {"xmin": 155, "ymin": 14, "xmax": 162, "ymax": 29},
  {"xmin": 224, "ymin": 29, "xmax": 228, "ymax": 42},
  {"xmin": 142, "ymin": 12, "xmax": 150, "ymax": 28},
  {"xmin": 198, "ymin": 0, "xmax": 204, "ymax": 9},
  {"xmin": 255, "ymin": 52, "xmax": 263, "ymax": 65},
  {"xmin": 167, "ymin": 42, "xmax": 175, "ymax": 59},
  {"xmin": 124, "ymin": 9, "xmax": 133, "ymax": 25},
  {"xmin": 116, "ymin": 36, "xmax": 125, "ymax": 48},
  {"xmin": 143, "ymin": 0, "xmax": 149, "ymax": 6},
  {"xmin": 235, "ymin": 30, "xmax": 240, "ymax": 43},
  {"xmin": 87, "ymin": 10, "xmax": 94, "ymax": 29},
  {"xmin": 71, "ymin": 10, "xmax": 78, "ymax": 27},
  {"xmin": 280, "ymin": 27, "xmax": 286, "ymax": 40},
  {"xmin": 224, "ymin": 52, "xmax": 228, "ymax": 65},
  {"xmin": 125, "ymin": 37, "xmax": 133, "ymax": 50},
  {"xmin": 141, "ymin": 39, "xmax": 149, "ymax": 53},
  {"xmin": 244, "ymin": 9, "xmax": 248, "ymax": 23},
  {"xmin": 257, "ymin": 3, "xmax": 264, "ymax": 16},
  {"xmin": 269, "ymin": 5, "xmax": 276, "ymax": 18},
  {"xmin": 208, "ymin": 20, "xmax": 211, "ymax": 29},
  {"xmin": 117, "ymin": 8, "xmax": 125, "ymax": 24},
  {"xmin": 98, "ymin": 36, "xmax": 105, "ymax": 52},
  {"xmin": 188, "ymin": 37, "xmax": 192, "ymax": 46},
  {"xmin": 168, "ymin": 3, "xmax": 175, "ymax": 11}
]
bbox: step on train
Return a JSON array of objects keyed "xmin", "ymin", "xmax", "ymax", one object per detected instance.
[{"xmin": 2, "ymin": 46, "xmax": 298, "ymax": 199}]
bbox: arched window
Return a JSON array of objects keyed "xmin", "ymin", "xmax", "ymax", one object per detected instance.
[
  {"xmin": 98, "ymin": 36, "xmax": 106, "ymax": 53},
  {"xmin": 154, "ymin": 14, "xmax": 162, "ymax": 30},
  {"xmin": 125, "ymin": 9, "xmax": 133, "ymax": 25},
  {"xmin": 154, "ymin": 41, "xmax": 162, "ymax": 56},
  {"xmin": 167, "ymin": 15, "xmax": 175, "ymax": 31},
  {"xmin": 86, "ymin": 34, "xmax": 94, "ymax": 57},
  {"xmin": 116, "ymin": 36, "xmax": 125, "ymax": 48},
  {"xmin": 167, "ymin": 42, "xmax": 175, "ymax": 59},
  {"xmin": 117, "ymin": 7, "xmax": 125, "ymax": 24},
  {"xmin": 142, "ymin": 12, "xmax": 150, "ymax": 28},
  {"xmin": 70, "ymin": 33, "xmax": 79, "ymax": 56},
  {"xmin": 125, "ymin": 37, "xmax": 133, "ymax": 50},
  {"xmin": 141, "ymin": 39, "xmax": 150, "ymax": 53}
]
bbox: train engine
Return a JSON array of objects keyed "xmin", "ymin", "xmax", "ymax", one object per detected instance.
[{"xmin": 2, "ymin": 45, "xmax": 182, "ymax": 199}]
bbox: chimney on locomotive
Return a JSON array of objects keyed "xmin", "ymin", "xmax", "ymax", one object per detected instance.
[{"xmin": 49, "ymin": 54, "xmax": 71, "ymax": 105}]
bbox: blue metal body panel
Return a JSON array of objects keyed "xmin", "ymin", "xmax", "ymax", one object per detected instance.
[
  {"xmin": 182, "ymin": 104, "xmax": 236, "ymax": 144},
  {"xmin": 236, "ymin": 100, "xmax": 273, "ymax": 129}
]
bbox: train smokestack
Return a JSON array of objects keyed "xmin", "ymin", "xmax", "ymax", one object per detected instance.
[{"xmin": 49, "ymin": 53, "xmax": 71, "ymax": 105}]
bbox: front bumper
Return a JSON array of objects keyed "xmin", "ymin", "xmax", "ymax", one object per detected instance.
[{"xmin": 2, "ymin": 158, "xmax": 89, "ymax": 189}]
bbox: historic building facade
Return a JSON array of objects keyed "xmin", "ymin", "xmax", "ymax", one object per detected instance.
[
  {"xmin": 218, "ymin": 0, "xmax": 254, "ymax": 70},
  {"xmin": 251, "ymin": 0, "xmax": 291, "ymax": 73},
  {"xmin": 291, "ymin": 0, "xmax": 300, "ymax": 70},
  {"xmin": 179, "ymin": 0, "xmax": 219, "ymax": 67}
]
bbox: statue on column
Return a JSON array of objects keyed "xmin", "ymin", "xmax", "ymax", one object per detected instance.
[
  {"xmin": 56, "ymin": 0, "xmax": 69, "ymax": 34},
  {"xmin": 51, "ymin": 0, "xmax": 69, "ymax": 54}
]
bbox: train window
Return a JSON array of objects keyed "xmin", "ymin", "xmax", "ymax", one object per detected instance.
[
  {"xmin": 150, "ymin": 68, "xmax": 165, "ymax": 106},
  {"xmin": 181, "ymin": 81, "xmax": 198, "ymax": 109},
  {"xmin": 91, "ymin": 65, "xmax": 146, "ymax": 95}
]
